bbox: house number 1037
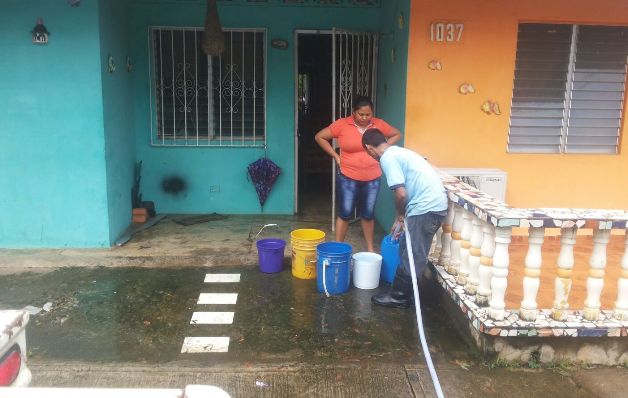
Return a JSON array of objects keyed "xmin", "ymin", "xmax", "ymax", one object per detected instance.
[{"xmin": 430, "ymin": 23, "xmax": 464, "ymax": 43}]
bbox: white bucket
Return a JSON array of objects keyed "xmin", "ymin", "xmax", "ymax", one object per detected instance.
[{"xmin": 352, "ymin": 252, "xmax": 382, "ymax": 289}]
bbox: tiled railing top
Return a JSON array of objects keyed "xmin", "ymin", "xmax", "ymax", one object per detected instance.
[{"xmin": 439, "ymin": 173, "xmax": 628, "ymax": 229}]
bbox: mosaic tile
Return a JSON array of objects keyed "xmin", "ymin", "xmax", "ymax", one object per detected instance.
[
  {"xmin": 431, "ymin": 261, "xmax": 625, "ymax": 340},
  {"xmin": 487, "ymin": 328, "xmax": 501, "ymax": 336},
  {"xmin": 608, "ymin": 328, "xmax": 621, "ymax": 337},
  {"xmin": 578, "ymin": 328, "xmax": 608, "ymax": 337},
  {"xmin": 439, "ymin": 172, "xmax": 628, "ymax": 230}
]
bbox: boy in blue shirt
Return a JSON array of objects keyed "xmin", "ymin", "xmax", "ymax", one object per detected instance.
[{"xmin": 362, "ymin": 129, "xmax": 448, "ymax": 308}]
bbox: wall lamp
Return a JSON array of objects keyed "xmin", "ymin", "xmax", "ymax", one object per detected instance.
[{"xmin": 32, "ymin": 18, "xmax": 49, "ymax": 45}]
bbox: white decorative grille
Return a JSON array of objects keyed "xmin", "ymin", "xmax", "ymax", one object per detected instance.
[{"xmin": 150, "ymin": 27, "xmax": 266, "ymax": 147}]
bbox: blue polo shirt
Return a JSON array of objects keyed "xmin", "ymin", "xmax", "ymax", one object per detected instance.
[{"xmin": 380, "ymin": 146, "xmax": 448, "ymax": 217}]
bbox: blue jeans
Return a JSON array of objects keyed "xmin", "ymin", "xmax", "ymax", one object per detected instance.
[
  {"xmin": 336, "ymin": 171, "xmax": 380, "ymax": 221},
  {"xmin": 395, "ymin": 211, "xmax": 445, "ymax": 291}
]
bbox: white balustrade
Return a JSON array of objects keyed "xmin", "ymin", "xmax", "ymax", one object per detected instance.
[
  {"xmin": 438, "ymin": 203, "xmax": 455, "ymax": 270},
  {"xmin": 489, "ymin": 227, "xmax": 512, "ymax": 320},
  {"xmin": 552, "ymin": 227, "xmax": 576, "ymax": 321},
  {"xmin": 583, "ymin": 228, "xmax": 611, "ymax": 321},
  {"xmin": 448, "ymin": 205, "xmax": 464, "ymax": 275},
  {"xmin": 520, "ymin": 227, "xmax": 545, "ymax": 321},
  {"xmin": 614, "ymin": 230, "xmax": 628, "ymax": 320},
  {"xmin": 465, "ymin": 215, "xmax": 483, "ymax": 295},
  {"xmin": 457, "ymin": 210, "xmax": 473, "ymax": 285},
  {"xmin": 430, "ymin": 227, "xmax": 443, "ymax": 263},
  {"xmin": 476, "ymin": 221, "xmax": 495, "ymax": 306},
  {"xmin": 435, "ymin": 172, "xmax": 628, "ymax": 328}
]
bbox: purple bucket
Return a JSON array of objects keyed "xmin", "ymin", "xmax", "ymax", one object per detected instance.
[{"xmin": 256, "ymin": 238, "xmax": 286, "ymax": 273}]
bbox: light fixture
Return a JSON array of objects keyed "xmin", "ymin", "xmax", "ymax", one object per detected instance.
[{"xmin": 31, "ymin": 18, "xmax": 49, "ymax": 45}]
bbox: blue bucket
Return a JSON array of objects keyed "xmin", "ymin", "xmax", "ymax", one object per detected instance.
[
  {"xmin": 316, "ymin": 242, "xmax": 352, "ymax": 295},
  {"xmin": 256, "ymin": 238, "xmax": 286, "ymax": 273},
  {"xmin": 380, "ymin": 234, "xmax": 400, "ymax": 283}
]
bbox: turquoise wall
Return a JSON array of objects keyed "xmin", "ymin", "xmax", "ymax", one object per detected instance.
[
  {"xmin": 99, "ymin": 0, "xmax": 136, "ymax": 243},
  {"xmin": 0, "ymin": 0, "xmax": 110, "ymax": 248},
  {"xmin": 374, "ymin": 0, "xmax": 411, "ymax": 232},
  {"xmin": 128, "ymin": 1, "xmax": 392, "ymax": 215}
]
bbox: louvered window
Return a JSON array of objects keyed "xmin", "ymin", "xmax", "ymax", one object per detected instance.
[
  {"xmin": 508, "ymin": 24, "xmax": 628, "ymax": 154},
  {"xmin": 150, "ymin": 28, "xmax": 266, "ymax": 147}
]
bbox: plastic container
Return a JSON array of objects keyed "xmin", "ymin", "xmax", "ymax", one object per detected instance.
[
  {"xmin": 352, "ymin": 252, "xmax": 382, "ymax": 289},
  {"xmin": 290, "ymin": 229, "xmax": 325, "ymax": 279},
  {"xmin": 316, "ymin": 242, "xmax": 352, "ymax": 295},
  {"xmin": 256, "ymin": 238, "xmax": 286, "ymax": 273},
  {"xmin": 380, "ymin": 234, "xmax": 401, "ymax": 283}
]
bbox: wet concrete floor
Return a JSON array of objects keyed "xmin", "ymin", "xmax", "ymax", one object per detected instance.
[
  {"xmin": 0, "ymin": 265, "xmax": 601, "ymax": 397},
  {"xmin": 0, "ymin": 265, "xmax": 462, "ymax": 365}
]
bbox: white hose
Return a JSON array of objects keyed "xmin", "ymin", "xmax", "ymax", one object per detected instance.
[{"xmin": 403, "ymin": 219, "xmax": 445, "ymax": 398}]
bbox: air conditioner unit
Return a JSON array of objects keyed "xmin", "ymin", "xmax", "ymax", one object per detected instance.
[{"xmin": 439, "ymin": 168, "xmax": 508, "ymax": 202}]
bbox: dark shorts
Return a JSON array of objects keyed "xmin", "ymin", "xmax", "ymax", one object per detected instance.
[{"xmin": 336, "ymin": 171, "xmax": 380, "ymax": 221}]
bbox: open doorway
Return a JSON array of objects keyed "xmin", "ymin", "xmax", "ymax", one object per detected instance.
[{"xmin": 295, "ymin": 32, "xmax": 333, "ymax": 215}]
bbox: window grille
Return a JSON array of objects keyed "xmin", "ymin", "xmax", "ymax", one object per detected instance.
[
  {"xmin": 150, "ymin": 27, "xmax": 266, "ymax": 147},
  {"xmin": 508, "ymin": 24, "xmax": 628, "ymax": 154}
]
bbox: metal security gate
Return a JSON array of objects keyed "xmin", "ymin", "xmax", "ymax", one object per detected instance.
[{"xmin": 331, "ymin": 28, "xmax": 379, "ymax": 230}]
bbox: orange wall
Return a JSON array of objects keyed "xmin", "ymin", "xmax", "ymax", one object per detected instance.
[{"xmin": 406, "ymin": 0, "xmax": 628, "ymax": 209}]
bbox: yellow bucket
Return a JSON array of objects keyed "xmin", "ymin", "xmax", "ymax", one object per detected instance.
[{"xmin": 290, "ymin": 229, "xmax": 326, "ymax": 279}]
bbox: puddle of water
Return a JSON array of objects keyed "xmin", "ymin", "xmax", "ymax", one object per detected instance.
[{"xmin": 0, "ymin": 266, "xmax": 474, "ymax": 365}]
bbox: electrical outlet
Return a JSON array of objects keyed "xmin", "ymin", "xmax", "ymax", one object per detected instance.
[{"xmin": 210, "ymin": 185, "xmax": 220, "ymax": 193}]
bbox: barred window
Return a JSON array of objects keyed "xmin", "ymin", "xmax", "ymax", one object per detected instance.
[
  {"xmin": 508, "ymin": 24, "xmax": 628, "ymax": 154},
  {"xmin": 150, "ymin": 27, "xmax": 266, "ymax": 147}
]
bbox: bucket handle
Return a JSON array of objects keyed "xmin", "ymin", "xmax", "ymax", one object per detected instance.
[{"xmin": 322, "ymin": 259, "xmax": 330, "ymax": 298}]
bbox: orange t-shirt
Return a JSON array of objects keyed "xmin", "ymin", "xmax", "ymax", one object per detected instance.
[{"xmin": 329, "ymin": 116, "xmax": 394, "ymax": 181}]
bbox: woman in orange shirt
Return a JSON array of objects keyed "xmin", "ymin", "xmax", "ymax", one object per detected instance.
[{"xmin": 315, "ymin": 96, "xmax": 402, "ymax": 252}]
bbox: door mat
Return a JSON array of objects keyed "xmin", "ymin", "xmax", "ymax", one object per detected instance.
[{"xmin": 171, "ymin": 213, "xmax": 228, "ymax": 226}]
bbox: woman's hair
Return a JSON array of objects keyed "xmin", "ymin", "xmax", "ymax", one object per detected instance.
[
  {"xmin": 352, "ymin": 96, "xmax": 374, "ymax": 111},
  {"xmin": 362, "ymin": 128, "xmax": 387, "ymax": 148}
]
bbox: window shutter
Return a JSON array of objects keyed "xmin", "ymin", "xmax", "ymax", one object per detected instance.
[
  {"xmin": 508, "ymin": 24, "xmax": 572, "ymax": 153},
  {"xmin": 565, "ymin": 26, "xmax": 628, "ymax": 154}
]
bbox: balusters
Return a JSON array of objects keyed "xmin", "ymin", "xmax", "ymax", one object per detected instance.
[
  {"xmin": 465, "ymin": 214, "xmax": 483, "ymax": 295},
  {"xmin": 583, "ymin": 228, "xmax": 611, "ymax": 321},
  {"xmin": 552, "ymin": 227, "xmax": 577, "ymax": 321},
  {"xmin": 438, "ymin": 203, "xmax": 455, "ymax": 269},
  {"xmin": 614, "ymin": 230, "xmax": 628, "ymax": 320},
  {"xmin": 520, "ymin": 227, "xmax": 545, "ymax": 321},
  {"xmin": 448, "ymin": 205, "xmax": 464, "ymax": 275},
  {"xmin": 429, "ymin": 227, "xmax": 443, "ymax": 263},
  {"xmin": 477, "ymin": 221, "xmax": 495, "ymax": 306},
  {"xmin": 489, "ymin": 227, "xmax": 512, "ymax": 320},
  {"xmin": 457, "ymin": 210, "xmax": 472, "ymax": 285}
]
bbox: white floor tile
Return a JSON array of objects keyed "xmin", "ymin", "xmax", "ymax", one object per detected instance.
[
  {"xmin": 190, "ymin": 311, "xmax": 234, "ymax": 325},
  {"xmin": 181, "ymin": 337, "xmax": 230, "ymax": 353},
  {"xmin": 204, "ymin": 273, "xmax": 241, "ymax": 283},
  {"xmin": 198, "ymin": 293, "xmax": 238, "ymax": 305}
]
